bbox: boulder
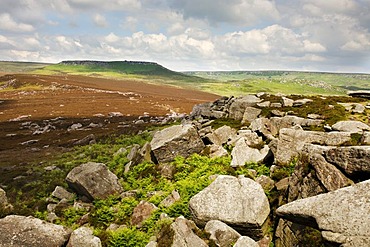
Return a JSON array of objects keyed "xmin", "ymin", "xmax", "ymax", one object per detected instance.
[
  {"xmin": 293, "ymin": 98, "xmax": 313, "ymax": 107},
  {"xmin": 204, "ymin": 220, "xmax": 241, "ymax": 247},
  {"xmin": 324, "ymin": 146, "xmax": 370, "ymax": 178},
  {"xmin": 205, "ymin": 125, "xmax": 237, "ymax": 146},
  {"xmin": 229, "ymin": 130, "xmax": 262, "ymax": 147},
  {"xmin": 231, "ymin": 138, "xmax": 270, "ymax": 167},
  {"xmin": 275, "ymin": 128, "xmax": 352, "ymax": 165},
  {"xmin": 0, "ymin": 215, "xmax": 71, "ymax": 247},
  {"xmin": 250, "ymin": 118, "xmax": 278, "ymax": 139},
  {"xmin": 228, "ymin": 95, "xmax": 262, "ymax": 120},
  {"xmin": 52, "ymin": 186, "xmax": 75, "ymax": 201},
  {"xmin": 191, "ymin": 102, "xmax": 224, "ymax": 119},
  {"xmin": 160, "ymin": 190, "xmax": 181, "ymax": 208},
  {"xmin": 157, "ymin": 217, "xmax": 208, "ymax": 247},
  {"xmin": 208, "ymin": 144, "xmax": 229, "ymax": 158},
  {"xmin": 131, "ymin": 201, "xmax": 158, "ymax": 228},
  {"xmin": 0, "ymin": 187, "xmax": 13, "ymax": 212},
  {"xmin": 66, "ymin": 162, "xmax": 123, "ymax": 201},
  {"xmin": 332, "ymin": 121, "xmax": 370, "ymax": 133},
  {"xmin": 256, "ymin": 175, "xmax": 275, "ymax": 192},
  {"xmin": 277, "ymin": 180, "xmax": 370, "ymax": 246},
  {"xmin": 150, "ymin": 124, "xmax": 205, "ymax": 163},
  {"xmin": 67, "ymin": 227, "xmax": 101, "ymax": 247},
  {"xmin": 233, "ymin": 236, "xmax": 259, "ymax": 247},
  {"xmin": 281, "ymin": 97, "xmax": 294, "ymax": 107},
  {"xmin": 270, "ymin": 116, "xmax": 323, "ymax": 131},
  {"xmin": 362, "ymin": 132, "xmax": 370, "ymax": 145},
  {"xmin": 241, "ymin": 107, "xmax": 262, "ymax": 124},
  {"xmin": 309, "ymin": 153, "xmax": 353, "ymax": 191},
  {"xmin": 189, "ymin": 175, "xmax": 270, "ymax": 239}
]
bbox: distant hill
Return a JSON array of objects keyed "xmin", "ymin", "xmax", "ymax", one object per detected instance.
[
  {"xmin": 0, "ymin": 61, "xmax": 51, "ymax": 73},
  {"xmin": 36, "ymin": 60, "xmax": 196, "ymax": 80},
  {"xmin": 185, "ymin": 70, "xmax": 370, "ymax": 96}
]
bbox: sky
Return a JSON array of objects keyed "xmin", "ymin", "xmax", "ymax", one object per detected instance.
[{"xmin": 0, "ymin": 0, "xmax": 370, "ymax": 72}]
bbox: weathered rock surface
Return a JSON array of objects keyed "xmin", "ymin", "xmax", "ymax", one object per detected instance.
[
  {"xmin": 189, "ymin": 175, "xmax": 270, "ymax": 239},
  {"xmin": 206, "ymin": 125, "xmax": 237, "ymax": 146},
  {"xmin": 241, "ymin": 107, "xmax": 262, "ymax": 124},
  {"xmin": 324, "ymin": 146, "xmax": 370, "ymax": 178},
  {"xmin": 157, "ymin": 217, "xmax": 208, "ymax": 247},
  {"xmin": 332, "ymin": 121, "xmax": 370, "ymax": 133},
  {"xmin": 309, "ymin": 153, "xmax": 353, "ymax": 191},
  {"xmin": 228, "ymin": 95, "xmax": 262, "ymax": 120},
  {"xmin": 205, "ymin": 220, "xmax": 241, "ymax": 247},
  {"xmin": 0, "ymin": 215, "xmax": 71, "ymax": 247},
  {"xmin": 231, "ymin": 138, "xmax": 270, "ymax": 167},
  {"xmin": 67, "ymin": 227, "xmax": 102, "ymax": 247},
  {"xmin": 275, "ymin": 128, "xmax": 352, "ymax": 165},
  {"xmin": 160, "ymin": 190, "xmax": 181, "ymax": 208},
  {"xmin": 150, "ymin": 124, "xmax": 204, "ymax": 163},
  {"xmin": 0, "ymin": 187, "xmax": 13, "ymax": 212},
  {"xmin": 208, "ymin": 144, "xmax": 229, "ymax": 158},
  {"xmin": 131, "ymin": 201, "xmax": 158, "ymax": 228},
  {"xmin": 250, "ymin": 118, "xmax": 278, "ymax": 138},
  {"xmin": 233, "ymin": 236, "xmax": 259, "ymax": 247},
  {"xmin": 66, "ymin": 162, "xmax": 123, "ymax": 201},
  {"xmin": 277, "ymin": 180, "xmax": 370, "ymax": 246},
  {"xmin": 52, "ymin": 186, "xmax": 75, "ymax": 201}
]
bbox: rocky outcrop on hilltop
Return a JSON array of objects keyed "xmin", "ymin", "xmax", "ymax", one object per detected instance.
[{"xmin": 2, "ymin": 93, "xmax": 370, "ymax": 247}]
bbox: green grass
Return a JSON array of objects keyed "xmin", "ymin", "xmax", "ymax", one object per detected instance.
[
  {"xmin": 0, "ymin": 61, "xmax": 50, "ymax": 73},
  {"xmin": 187, "ymin": 71, "xmax": 370, "ymax": 96}
]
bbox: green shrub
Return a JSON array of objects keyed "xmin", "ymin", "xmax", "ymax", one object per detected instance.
[{"xmin": 108, "ymin": 227, "xmax": 150, "ymax": 247}]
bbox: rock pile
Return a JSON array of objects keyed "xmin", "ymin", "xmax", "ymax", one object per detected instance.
[{"xmin": 1, "ymin": 93, "xmax": 369, "ymax": 246}]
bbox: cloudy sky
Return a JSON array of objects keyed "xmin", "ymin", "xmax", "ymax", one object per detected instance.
[{"xmin": 1, "ymin": 0, "xmax": 370, "ymax": 72}]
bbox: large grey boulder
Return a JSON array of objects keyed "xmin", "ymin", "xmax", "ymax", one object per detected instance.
[
  {"xmin": 150, "ymin": 124, "xmax": 205, "ymax": 163},
  {"xmin": 332, "ymin": 121, "xmax": 370, "ymax": 133},
  {"xmin": 241, "ymin": 107, "xmax": 262, "ymax": 124},
  {"xmin": 189, "ymin": 175, "xmax": 270, "ymax": 239},
  {"xmin": 275, "ymin": 128, "xmax": 352, "ymax": 165},
  {"xmin": 228, "ymin": 95, "xmax": 262, "ymax": 120},
  {"xmin": 0, "ymin": 215, "xmax": 71, "ymax": 247},
  {"xmin": 270, "ymin": 116, "xmax": 323, "ymax": 131},
  {"xmin": 52, "ymin": 186, "xmax": 75, "ymax": 201},
  {"xmin": 233, "ymin": 236, "xmax": 259, "ymax": 247},
  {"xmin": 309, "ymin": 153, "xmax": 353, "ymax": 191},
  {"xmin": 231, "ymin": 138, "xmax": 270, "ymax": 167},
  {"xmin": 66, "ymin": 162, "xmax": 123, "ymax": 201},
  {"xmin": 205, "ymin": 125, "xmax": 237, "ymax": 146},
  {"xmin": 157, "ymin": 217, "xmax": 208, "ymax": 247},
  {"xmin": 277, "ymin": 180, "xmax": 370, "ymax": 246},
  {"xmin": 67, "ymin": 227, "xmax": 101, "ymax": 247},
  {"xmin": 324, "ymin": 146, "xmax": 370, "ymax": 178},
  {"xmin": 205, "ymin": 220, "xmax": 241, "ymax": 247},
  {"xmin": 250, "ymin": 118, "xmax": 278, "ymax": 139}
]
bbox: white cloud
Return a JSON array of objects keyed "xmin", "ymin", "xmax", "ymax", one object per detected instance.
[
  {"xmin": 169, "ymin": 0, "xmax": 280, "ymax": 26},
  {"xmin": 0, "ymin": 13, "xmax": 34, "ymax": 32},
  {"xmin": 93, "ymin": 14, "xmax": 108, "ymax": 27}
]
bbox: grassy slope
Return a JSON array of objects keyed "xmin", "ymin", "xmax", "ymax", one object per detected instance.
[
  {"xmin": 2, "ymin": 61, "xmax": 370, "ymax": 96},
  {"xmin": 33, "ymin": 61, "xmax": 208, "ymax": 89},
  {"xmin": 0, "ymin": 61, "xmax": 51, "ymax": 73},
  {"xmin": 186, "ymin": 71, "xmax": 370, "ymax": 96}
]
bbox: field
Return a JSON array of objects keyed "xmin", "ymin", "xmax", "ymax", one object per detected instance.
[{"xmin": 186, "ymin": 70, "xmax": 370, "ymax": 96}]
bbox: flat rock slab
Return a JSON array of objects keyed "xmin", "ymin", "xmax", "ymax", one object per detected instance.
[
  {"xmin": 189, "ymin": 175, "xmax": 270, "ymax": 240},
  {"xmin": 0, "ymin": 215, "xmax": 71, "ymax": 247},
  {"xmin": 277, "ymin": 180, "xmax": 370, "ymax": 246}
]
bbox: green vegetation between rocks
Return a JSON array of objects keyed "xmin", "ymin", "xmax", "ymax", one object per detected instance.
[{"xmin": 2, "ymin": 124, "xmax": 292, "ymax": 246}]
